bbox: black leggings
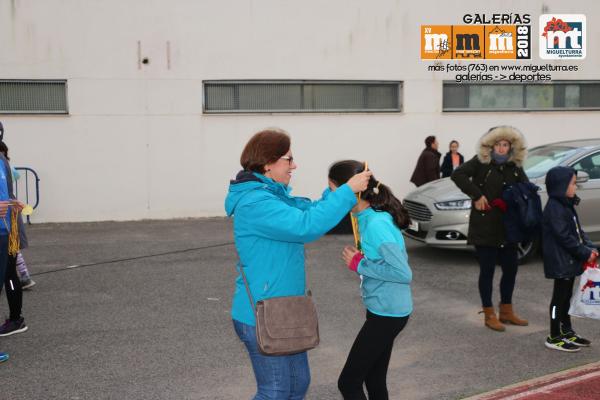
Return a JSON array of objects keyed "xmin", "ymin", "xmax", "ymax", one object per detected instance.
[
  {"xmin": 0, "ymin": 254, "xmax": 23, "ymax": 321},
  {"xmin": 338, "ymin": 310, "xmax": 409, "ymax": 400},
  {"xmin": 475, "ymin": 245, "xmax": 519, "ymax": 308},
  {"xmin": 550, "ymin": 278, "xmax": 575, "ymax": 338}
]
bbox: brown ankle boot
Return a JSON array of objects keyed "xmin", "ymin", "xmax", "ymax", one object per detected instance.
[
  {"xmin": 481, "ymin": 307, "xmax": 505, "ymax": 332},
  {"xmin": 499, "ymin": 303, "xmax": 529, "ymax": 326}
]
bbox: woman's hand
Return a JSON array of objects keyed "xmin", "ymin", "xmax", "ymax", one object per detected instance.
[
  {"xmin": 0, "ymin": 201, "xmax": 9, "ymax": 218},
  {"xmin": 474, "ymin": 196, "xmax": 490, "ymax": 211},
  {"xmin": 10, "ymin": 200, "xmax": 24, "ymax": 211},
  {"xmin": 347, "ymin": 170, "xmax": 373, "ymax": 193}
]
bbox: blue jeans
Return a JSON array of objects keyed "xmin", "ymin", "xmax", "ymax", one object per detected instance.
[{"xmin": 233, "ymin": 319, "xmax": 310, "ymax": 400}]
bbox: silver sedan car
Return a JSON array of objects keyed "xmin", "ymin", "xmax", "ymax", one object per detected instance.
[{"xmin": 403, "ymin": 139, "xmax": 600, "ymax": 262}]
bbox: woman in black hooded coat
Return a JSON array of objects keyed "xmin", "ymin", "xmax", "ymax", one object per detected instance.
[{"xmin": 452, "ymin": 126, "xmax": 530, "ymax": 332}]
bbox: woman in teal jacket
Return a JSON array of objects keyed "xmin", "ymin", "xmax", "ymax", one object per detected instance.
[
  {"xmin": 225, "ymin": 129, "xmax": 371, "ymax": 400},
  {"xmin": 329, "ymin": 160, "xmax": 413, "ymax": 400}
]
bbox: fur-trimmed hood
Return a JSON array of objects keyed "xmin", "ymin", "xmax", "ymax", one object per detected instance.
[{"xmin": 477, "ymin": 126, "xmax": 527, "ymax": 167}]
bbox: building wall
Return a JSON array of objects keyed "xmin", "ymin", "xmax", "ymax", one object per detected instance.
[{"xmin": 0, "ymin": 0, "xmax": 598, "ymax": 222}]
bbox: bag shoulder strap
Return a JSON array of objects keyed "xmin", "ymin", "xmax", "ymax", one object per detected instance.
[
  {"xmin": 238, "ymin": 263, "xmax": 310, "ymax": 314},
  {"xmin": 238, "ymin": 264, "xmax": 257, "ymax": 313}
]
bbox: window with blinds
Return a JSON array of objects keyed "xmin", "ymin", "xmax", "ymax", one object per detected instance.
[
  {"xmin": 0, "ymin": 80, "xmax": 68, "ymax": 114},
  {"xmin": 443, "ymin": 81, "xmax": 600, "ymax": 112},
  {"xmin": 203, "ymin": 80, "xmax": 402, "ymax": 113}
]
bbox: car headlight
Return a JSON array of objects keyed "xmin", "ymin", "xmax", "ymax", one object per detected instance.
[{"xmin": 434, "ymin": 199, "xmax": 472, "ymax": 210}]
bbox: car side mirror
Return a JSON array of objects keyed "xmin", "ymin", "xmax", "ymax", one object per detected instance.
[{"xmin": 576, "ymin": 171, "xmax": 590, "ymax": 184}]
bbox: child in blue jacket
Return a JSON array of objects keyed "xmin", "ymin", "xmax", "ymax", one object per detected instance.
[
  {"xmin": 543, "ymin": 166, "xmax": 598, "ymax": 352},
  {"xmin": 329, "ymin": 160, "xmax": 413, "ymax": 400}
]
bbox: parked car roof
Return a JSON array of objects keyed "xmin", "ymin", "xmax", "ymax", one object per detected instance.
[{"xmin": 533, "ymin": 138, "xmax": 600, "ymax": 148}]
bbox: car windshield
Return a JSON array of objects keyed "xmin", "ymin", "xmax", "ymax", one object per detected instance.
[{"xmin": 524, "ymin": 146, "xmax": 580, "ymax": 178}]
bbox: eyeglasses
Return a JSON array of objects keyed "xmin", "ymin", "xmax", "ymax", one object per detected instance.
[{"xmin": 280, "ymin": 156, "xmax": 294, "ymax": 165}]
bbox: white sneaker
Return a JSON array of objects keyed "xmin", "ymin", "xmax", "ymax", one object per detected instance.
[{"xmin": 21, "ymin": 279, "xmax": 36, "ymax": 290}]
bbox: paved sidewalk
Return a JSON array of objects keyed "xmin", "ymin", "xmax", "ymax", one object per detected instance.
[{"xmin": 0, "ymin": 218, "xmax": 599, "ymax": 399}]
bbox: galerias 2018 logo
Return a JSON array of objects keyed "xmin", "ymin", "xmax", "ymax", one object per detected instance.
[
  {"xmin": 421, "ymin": 14, "xmax": 531, "ymax": 60},
  {"xmin": 539, "ymin": 14, "xmax": 586, "ymax": 59}
]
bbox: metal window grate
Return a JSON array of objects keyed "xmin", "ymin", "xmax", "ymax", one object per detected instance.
[
  {"xmin": 0, "ymin": 80, "xmax": 68, "ymax": 114},
  {"xmin": 443, "ymin": 81, "xmax": 600, "ymax": 112},
  {"xmin": 203, "ymin": 80, "xmax": 402, "ymax": 113}
]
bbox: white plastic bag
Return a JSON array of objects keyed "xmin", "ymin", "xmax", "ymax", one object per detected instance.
[{"xmin": 569, "ymin": 264, "xmax": 600, "ymax": 319}]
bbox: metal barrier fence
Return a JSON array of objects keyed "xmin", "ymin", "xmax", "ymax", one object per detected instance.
[{"xmin": 14, "ymin": 167, "xmax": 40, "ymax": 224}]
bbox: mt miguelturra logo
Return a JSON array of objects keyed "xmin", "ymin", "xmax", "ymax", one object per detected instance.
[{"xmin": 539, "ymin": 14, "xmax": 586, "ymax": 59}]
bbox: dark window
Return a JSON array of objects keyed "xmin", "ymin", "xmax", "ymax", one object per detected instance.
[
  {"xmin": 573, "ymin": 153, "xmax": 600, "ymax": 180},
  {"xmin": 203, "ymin": 81, "xmax": 402, "ymax": 113},
  {"xmin": 443, "ymin": 81, "xmax": 600, "ymax": 111}
]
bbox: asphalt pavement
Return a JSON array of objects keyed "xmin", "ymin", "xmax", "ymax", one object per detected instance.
[{"xmin": 1, "ymin": 218, "xmax": 599, "ymax": 399}]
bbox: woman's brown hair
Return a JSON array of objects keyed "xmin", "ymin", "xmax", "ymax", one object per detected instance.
[{"xmin": 240, "ymin": 128, "xmax": 291, "ymax": 173}]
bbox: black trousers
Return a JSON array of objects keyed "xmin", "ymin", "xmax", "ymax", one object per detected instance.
[
  {"xmin": 550, "ymin": 278, "xmax": 575, "ymax": 338},
  {"xmin": 475, "ymin": 245, "xmax": 519, "ymax": 308},
  {"xmin": 338, "ymin": 310, "xmax": 409, "ymax": 400},
  {"xmin": 0, "ymin": 254, "xmax": 22, "ymax": 321},
  {"xmin": 0, "ymin": 235, "xmax": 6, "ymax": 285}
]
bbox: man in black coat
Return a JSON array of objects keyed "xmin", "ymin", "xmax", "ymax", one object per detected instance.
[
  {"xmin": 410, "ymin": 136, "xmax": 441, "ymax": 187},
  {"xmin": 542, "ymin": 166, "xmax": 598, "ymax": 352}
]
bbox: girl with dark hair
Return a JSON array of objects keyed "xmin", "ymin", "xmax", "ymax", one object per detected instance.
[
  {"xmin": 0, "ymin": 141, "xmax": 28, "ymax": 338},
  {"xmin": 328, "ymin": 160, "xmax": 413, "ymax": 400},
  {"xmin": 0, "ymin": 142, "xmax": 35, "ymax": 289},
  {"xmin": 440, "ymin": 140, "xmax": 464, "ymax": 178},
  {"xmin": 225, "ymin": 130, "xmax": 372, "ymax": 399}
]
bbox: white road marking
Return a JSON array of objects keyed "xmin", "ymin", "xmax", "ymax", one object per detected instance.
[{"xmin": 498, "ymin": 370, "xmax": 600, "ymax": 400}]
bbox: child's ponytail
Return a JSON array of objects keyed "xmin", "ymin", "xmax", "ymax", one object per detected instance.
[
  {"xmin": 328, "ymin": 160, "xmax": 411, "ymax": 230},
  {"xmin": 363, "ymin": 180, "xmax": 411, "ymax": 230}
]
